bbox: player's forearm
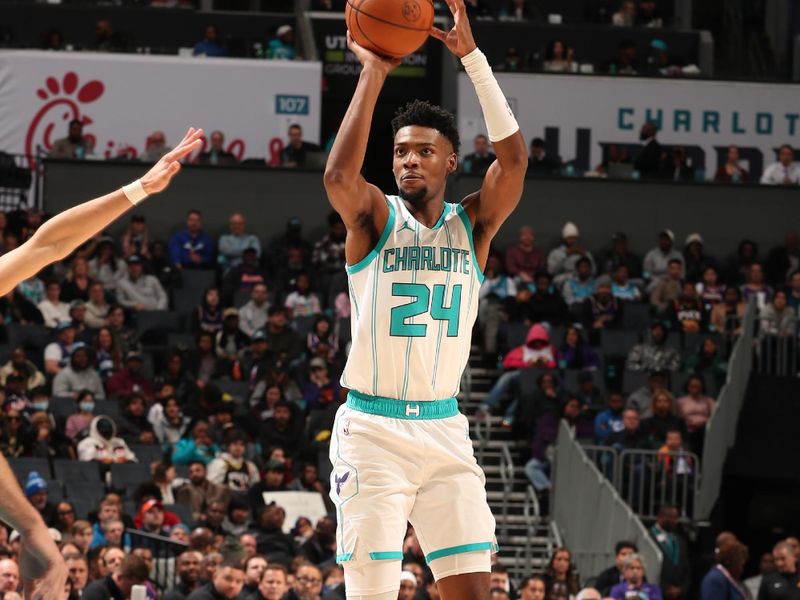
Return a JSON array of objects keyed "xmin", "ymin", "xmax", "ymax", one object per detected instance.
[
  {"xmin": 0, "ymin": 454, "xmax": 48, "ymax": 536},
  {"xmin": 324, "ymin": 68, "xmax": 386, "ymax": 185}
]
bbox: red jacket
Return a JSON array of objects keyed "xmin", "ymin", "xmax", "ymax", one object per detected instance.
[{"xmin": 502, "ymin": 324, "xmax": 557, "ymax": 370}]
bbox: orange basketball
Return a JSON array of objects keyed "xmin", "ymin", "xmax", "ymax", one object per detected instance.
[{"xmin": 346, "ymin": 0, "xmax": 435, "ymax": 59}]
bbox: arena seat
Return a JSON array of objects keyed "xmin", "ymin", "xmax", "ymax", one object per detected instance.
[
  {"xmin": 621, "ymin": 303, "xmax": 652, "ymax": 331},
  {"xmin": 9, "ymin": 457, "xmax": 52, "ymax": 481},
  {"xmin": 622, "ymin": 369, "xmax": 651, "ymax": 395},
  {"xmin": 53, "ymin": 458, "xmax": 103, "ymax": 482},
  {"xmin": 600, "ymin": 330, "xmax": 640, "ymax": 358}
]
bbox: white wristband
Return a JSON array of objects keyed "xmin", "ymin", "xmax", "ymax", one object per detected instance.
[
  {"xmin": 122, "ymin": 179, "xmax": 148, "ymax": 206},
  {"xmin": 461, "ymin": 48, "xmax": 520, "ymax": 142}
]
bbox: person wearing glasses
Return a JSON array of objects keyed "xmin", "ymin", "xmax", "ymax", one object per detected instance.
[
  {"xmin": 284, "ymin": 564, "xmax": 322, "ymax": 600},
  {"xmin": 0, "ymin": 127, "xmax": 202, "ymax": 600}
]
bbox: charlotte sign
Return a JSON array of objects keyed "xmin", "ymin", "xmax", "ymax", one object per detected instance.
[
  {"xmin": 0, "ymin": 51, "xmax": 321, "ymax": 164},
  {"xmin": 457, "ymin": 72, "xmax": 800, "ymax": 179}
]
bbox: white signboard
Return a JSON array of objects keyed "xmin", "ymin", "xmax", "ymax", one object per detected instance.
[
  {"xmin": 458, "ymin": 72, "xmax": 800, "ymax": 178},
  {"xmin": 262, "ymin": 491, "xmax": 327, "ymax": 534},
  {"xmin": 0, "ymin": 51, "xmax": 321, "ymax": 163}
]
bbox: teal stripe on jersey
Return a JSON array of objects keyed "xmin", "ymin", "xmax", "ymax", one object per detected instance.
[
  {"xmin": 400, "ymin": 221, "xmax": 420, "ymax": 399},
  {"xmin": 348, "ymin": 276, "xmax": 360, "ymax": 319},
  {"xmin": 455, "ymin": 203, "xmax": 485, "ymax": 283},
  {"xmin": 370, "ymin": 259, "xmax": 379, "ymax": 395},
  {"xmin": 346, "ymin": 200, "xmax": 396, "ymax": 275},
  {"xmin": 431, "ymin": 214, "xmax": 454, "ymax": 388}
]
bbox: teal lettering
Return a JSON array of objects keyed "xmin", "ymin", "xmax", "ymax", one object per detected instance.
[
  {"xmin": 618, "ymin": 107, "xmax": 635, "ymax": 130},
  {"xmin": 732, "ymin": 112, "xmax": 745, "ymax": 134},
  {"xmin": 421, "ymin": 246, "xmax": 435, "ymax": 271},
  {"xmin": 395, "ymin": 247, "xmax": 408, "ymax": 271},
  {"xmin": 407, "ymin": 246, "xmax": 420, "ymax": 271},
  {"xmin": 756, "ymin": 113, "xmax": 773, "ymax": 135},
  {"xmin": 674, "ymin": 110, "xmax": 691, "ymax": 132},
  {"xmin": 452, "ymin": 249, "xmax": 461, "ymax": 273},
  {"xmin": 440, "ymin": 247, "xmax": 452, "ymax": 271},
  {"xmin": 383, "ymin": 249, "xmax": 395, "ymax": 273},
  {"xmin": 702, "ymin": 111, "xmax": 720, "ymax": 133},
  {"xmin": 463, "ymin": 250, "xmax": 471, "ymax": 275},
  {"xmin": 644, "ymin": 109, "xmax": 663, "ymax": 130},
  {"xmin": 787, "ymin": 114, "xmax": 799, "ymax": 136}
]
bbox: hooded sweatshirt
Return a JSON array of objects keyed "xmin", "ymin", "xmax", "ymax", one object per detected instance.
[
  {"xmin": 206, "ymin": 452, "xmax": 260, "ymax": 491},
  {"xmin": 77, "ymin": 416, "xmax": 137, "ymax": 462},
  {"xmin": 502, "ymin": 324, "xmax": 557, "ymax": 369}
]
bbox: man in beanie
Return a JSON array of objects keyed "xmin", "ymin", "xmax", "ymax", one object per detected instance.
[
  {"xmin": 644, "ymin": 229, "xmax": 683, "ymax": 284},
  {"xmin": 547, "ymin": 222, "xmax": 596, "ymax": 286},
  {"xmin": 24, "ymin": 471, "xmax": 57, "ymax": 526}
]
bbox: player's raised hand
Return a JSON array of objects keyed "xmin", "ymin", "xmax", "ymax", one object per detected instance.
[
  {"xmin": 346, "ymin": 31, "xmax": 401, "ymax": 76},
  {"xmin": 19, "ymin": 527, "xmax": 68, "ymax": 600},
  {"xmin": 140, "ymin": 127, "xmax": 203, "ymax": 195},
  {"xmin": 430, "ymin": 0, "xmax": 478, "ymax": 58}
]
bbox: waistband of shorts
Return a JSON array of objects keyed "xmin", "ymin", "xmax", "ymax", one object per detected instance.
[{"xmin": 346, "ymin": 390, "xmax": 459, "ymax": 420}]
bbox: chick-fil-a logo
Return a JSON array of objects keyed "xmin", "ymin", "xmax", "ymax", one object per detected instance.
[{"xmin": 25, "ymin": 72, "xmax": 104, "ymax": 166}]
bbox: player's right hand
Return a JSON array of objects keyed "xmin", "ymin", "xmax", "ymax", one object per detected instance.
[
  {"xmin": 19, "ymin": 529, "xmax": 68, "ymax": 600},
  {"xmin": 346, "ymin": 31, "xmax": 401, "ymax": 76},
  {"xmin": 140, "ymin": 127, "xmax": 203, "ymax": 195}
]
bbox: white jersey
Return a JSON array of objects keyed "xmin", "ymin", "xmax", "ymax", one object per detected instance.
[{"xmin": 341, "ymin": 195, "xmax": 483, "ymax": 401}]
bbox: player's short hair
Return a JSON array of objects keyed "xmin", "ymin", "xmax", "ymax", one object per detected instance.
[{"xmin": 391, "ymin": 100, "xmax": 460, "ymax": 155}]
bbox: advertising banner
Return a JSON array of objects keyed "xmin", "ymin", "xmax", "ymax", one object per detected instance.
[
  {"xmin": 0, "ymin": 51, "xmax": 321, "ymax": 164},
  {"xmin": 458, "ymin": 72, "xmax": 800, "ymax": 179}
]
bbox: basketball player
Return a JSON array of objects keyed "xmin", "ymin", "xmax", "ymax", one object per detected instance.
[
  {"xmin": 323, "ymin": 0, "xmax": 527, "ymax": 597},
  {"xmin": 0, "ymin": 127, "xmax": 202, "ymax": 599}
]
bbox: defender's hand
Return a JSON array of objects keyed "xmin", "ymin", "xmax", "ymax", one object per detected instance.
[
  {"xmin": 430, "ymin": 0, "xmax": 477, "ymax": 58},
  {"xmin": 346, "ymin": 31, "xmax": 401, "ymax": 76},
  {"xmin": 140, "ymin": 127, "xmax": 203, "ymax": 195}
]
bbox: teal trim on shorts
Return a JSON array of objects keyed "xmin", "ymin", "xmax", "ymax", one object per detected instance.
[
  {"xmin": 369, "ymin": 551, "xmax": 404, "ymax": 561},
  {"xmin": 454, "ymin": 203, "xmax": 485, "ymax": 283},
  {"xmin": 336, "ymin": 553, "xmax": 353, "ymax": 563},
  {"xmin": 345, "ymin": 199, "xmax": 396, "ymax": 275},
  {"xmin": 425, "ymin": 542, "xmax": 498, "ymax": 563},
  {"xmin": 346, "ymin": 390, "xmax": 459, "ymax": 420}
]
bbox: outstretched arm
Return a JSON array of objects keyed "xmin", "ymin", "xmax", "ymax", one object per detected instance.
[
  {"xmin": 323, "ymin": 34, "xmax": 399, "ymax": 265},
  {"xmin": 0, "ymin": 128, "xmax": 203, "ymax": 296},
  {"xmin": 432, "ymin": 0, "xmax": 527, "ymax": 260}
]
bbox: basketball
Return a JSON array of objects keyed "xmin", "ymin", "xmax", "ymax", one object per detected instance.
[{"xmin": 346, "ymin": 0, "xmax": 435, "ymax": 59}]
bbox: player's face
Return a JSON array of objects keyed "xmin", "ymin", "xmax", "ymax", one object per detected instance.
[{"xmin": 393, "ymin": 126, "xmax": 456, "ymax": 205}]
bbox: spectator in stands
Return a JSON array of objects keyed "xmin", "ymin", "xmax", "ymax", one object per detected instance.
[
  {"xmin": 218, "ymin": 213, "xmax": 261, "ymax": 270},
  {"xmin": 61, "ymin": 257, "xmax": 92, "ymax": 302},
  {"xmin": 683, "ymin": 336, "xmax": 726, "ymax": 386},
  {"xmin": 479, "ymin": 255, "xmax": 517, "ymax": 357},
  {"xmin": 267, "ymin": 24, "xmax": 297, "ymax": 60},
  {"xmin": 543, "ymin": 39, "xmax": 575, "ymax": 73},
  {"xmin": 558, "ymin": 326, "xmax": 601, "ymax": 370},
  {"xmin": 0, "ymin": 559, "xmax": 19, "ymax": 595},
  {"xmin": 64, "ymin": 389, "xmax": 95, "ymax": 442},
  {"xmin": 657, "ymin": 429, "xmax": 694, "ymax": 481},
  {"xmin": 669, "ymin": 281, "xmax": 707, "ymax": 333},
  {"xmin": 0, "ymin": 408, "xmax": 25, "ymax": 458},
  {"xmin": 517, "ymin": 574, "xmax": 546, "ymax": 600},
  {"xmin": 53, "ymin": 345, "xmax": 105, "ymax": 399},
  {"xmin": 77, "ymin": 416, "xmax": 136, "ymax": 463},
  {"xmin": 170, "ymin": 210, "xmax": 215, "ymax": 268},
  {"xmin": 611, "ymin": 264, "xmax": 642, "ymax": 302},
  {"xmin": 194, "ymin": 287, "xmax": 224, "ymax": 334},
  {"xmin": 645, "ymin": 39, "xmax": 684, "ymax": 77},
  {"xmin": 207, "ymin": 429, "xmax": 260, "ymax": 492},
  {"xmin": 65, "ymin": 553, "xmax": 89, "ymax": 597},
  {"xmin": 606, "ymin": 408, "xmax": 650, "ymax": 451},
  {"xmin": 505, "ymin": 226, "xmax": 545, "ymax": 283},
  {"xmin": 744, "ymin": 552, "xmax": 776, "ymax": 599},
  {"xmin": 89, "ymin": 237, "xmax": 126, "ymax": 293},
  {"xmin": 221, "ymin": 248, "xmax": 268, "ymax": 306},
  {"xmin": 165, "ymin": 551, "xmax": 203, "ymax": 600},
  {"xmin": 173, "ymin": 421, "xmax": 219, "ymax": 466},
  {"xmin": 676, "ymin": 375, "xmax": 715, "ymax": 454},
  {"xmin": 264, "ymin": 307, "xmax": 301, "ymax": 364},
  {"xmin": 544, "ymin": 548, "xmax": 580, "ymax": 599},
  {"xmin": 759, "ymin": 541, "xmax": 800, "ymax": 600},
  {"xmin": 711, "ymin": 287, "xmax": 746, "ymax": 334},
  {"xmin": 527, "ymin": 138, "xmax": 561, "ymax": 177},
  {"xmin": 16, "ymin": 274, "xmax": 45, "ymax": 306},
  {"xmin": 695, "ymin": 266, "xmax": 725, "ymax": 309},
  {"xmin": 595, "ymin": 391, "xmax": 626, "ymax": 443},
  {"xmin": 313, "ymin": 211, "xmax": 346, "ymax": 276},
  {"xmin": 299, "ymin": 516, "xmax": 336, "ymax": 566},
  {"xmin": 761, "ymin": 144, "xmax": 800, "ymax": 185},
  {"xmin": 607, "ymin": 40, "xmax": 639, "ymax": 75},
  {"xmin": 788, "ymin": 271, "xmax": 800, "ymax": 312},
  {"xmin": 595, "ymin": 541, "xmax": 638, "ymax": 596},
  {"xmin": 136, "ymin": 498, "xmax": 168, "ymax": 537},
  {"xmin": 651, "ymin": 505, "xmax": 691, "ymax": 599},
  {"xmin": 85, "ymin": 282, "xmax": 110, "ymax": 329},
  {"xmin": 700, "ymin": 538, "xmax": 748, "ymax": 600},
  {"xmin": 174, "ymin": 461, "xmax": 230, "ymax": 523},
  {"xmin": 215, "ymin": 308, "xmax": 248, "ymax": 372},
  {"xmin": 741, "ymin": 262, "xmax": 774, "ymax": 310},
  {"xmin": 250, "ymin": 503, "xmax": 297, "ymax": 565},
  {"xmin": 141, "ymin": 131, "xmax": 171, "ymax": 164},
  {"xmin": 765, "ymin": 231, "xmax": 799, "ymax": 287},
  {"xmin": 638, "ymin": 0, "xmax": 664, "ymax": 27},
  {"xmin": 496, "ymin": 46, "xmax": 524, "ymax": 71},
  {"xmin": 627, "ymin": 324, "xmax": 680, "ymax": 372},
  {"xmin": 237, "ymin": 555, "xmax": 267, "ymax": 600},
  {"xmin": 115, "ymin": 394, "xmax": 156, "ymax": 445},
  {"xmin": 259, "ymin": 400, "xmax": 304, "ymax": 459},
  {"xmin": 238, "ymin": 282, "xmax": 270, "ymax": 338},
  {"xmin": 650, "ymin": 259, "xmax": 684, "ymax": 314},
  {"xmin": 714, "ymin": 145, "xmax": 749, "ymax": 183},
  {"xmin": 159, "ymin": 353, "xmax": 200, "ymax": 406},
  {"xmin": 683, "ymin": 234, "xmax": 717, "ymax": 285},
  {"xmin": 284, "ymin": 273, "xmax": 322, "ymax": 319},
  {"xmin": 26, "ymin": 410, "xmax": 74, "ymax": 460},
  {"xmin": 583, "ymin": 275, "xmax": 622, "ymax": 340},
  {"xmin": 257, "ymin": 564, "xmax": 289, "ymax": 600},
  {"xmin": 645, "ymin": 230, "xmax": 683, "ymax": 283},
  {"xmin": 610, "ymin": 554, "xmax": 663, "ymax": 599},
  {"xmin": 760, "ymin": 289, "xmax": 797, "ymax": 337},
  {"xmin": 38, "ymin": 280, "xmax": 70, "ymax": 328},
  {"xmin": 22, "ymin": 470, "xmax": 56, "ymax": 527},
  {"xmin": 0, "ymin": 348, "xmax": 45, "ymax": 390},
  {"xmin": 247, "ymin": 459, "xmax": 288, "ymax": 516},
  {"xmin": 91, "ymin": 18, "xmax": 126, "ymax": 53},
  {"xmin": 641, "ymin": 389, "xmax": 685, "ymax": 446},
  {"xmin": 193, "ymin": 25, "xmax": 227, "ymax": 57},
  {"xmin": 198, "ymin": 131, "xmax": 237, "ymax": 166},
  {"xmin": 525, "ymin": 397, "xmax": 593, "ymax": 493},
  {"xmin": 612, "ymin": 0, "xmax": 636, "ymax": 26},
  {"xmin": 307, "ymin": 315, "xmax": 338, "ymax": 362},
  {"xmin": 461, "ymin": 134, "xmax": 496, "ymax": 175},
  {"xmin": 562, "ymin": 257, "xmax": 596, "ymax": 310},
  {"xmin": 49, "ymin": 120, "xmax": 95, "ymax": 159},
  {"xmin": 514, "ymin": 270, "xmax": 567, "ymax": 325},
  {"xmin": 116, "ymin": 255, "xmax": 168, "ymax": 312},
  {"xmin": 548, "ymin": 222, "xmax": 595, "ymax": 285},
  {"xmin": 635, "ymin": 122, "xmax": 665, "ymax": 179},
  {"xmin": 188, "ymin": 559, "xmax": 245, "ymax": 600},
  {"xmin": 279, "ymin": 124, "xmax": 319, "ymax": 169},
  {"xmin": 602, "ymin": 231, "xmax": 643, "ymax": 279},
  {"xmin": 102, "ymin": 341, "xmax": 143, "ymax": 395}
]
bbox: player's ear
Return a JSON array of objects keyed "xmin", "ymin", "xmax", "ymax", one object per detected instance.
[{"xmin": 447, "ymin": 153, "xmax": 458, "ymax": 174}]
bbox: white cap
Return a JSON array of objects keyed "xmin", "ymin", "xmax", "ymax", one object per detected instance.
[
  {"xmin": 277, "ymin": 25, "xmax": 293, "ymax": 36},
  {"xmin": 400, "ymin": 571, "xmax": 418, "ymax": 586},
  {"xmin": 660, "ymin": 229, "xmax": 675, "ymax": 242},
  {"xmin": 562, "ymin": 222, "xmax": 579, "ymax": 238},
  {"xmin": 685, "ymin": 232, "xmax": 703, "ymax": 246}
]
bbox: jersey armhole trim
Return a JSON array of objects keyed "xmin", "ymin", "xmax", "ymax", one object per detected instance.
[
  {"xmin": 455, "ymin": 203, "xmax": 486, "ymax": 284},
  {"xmin": 345, "ymin": 198, "xmax": 396, "ymax": 275}
]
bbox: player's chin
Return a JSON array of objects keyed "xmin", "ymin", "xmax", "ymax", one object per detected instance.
[{"xmin": 398, "ymin": 183, "xmax": 428, "ymax": 204}]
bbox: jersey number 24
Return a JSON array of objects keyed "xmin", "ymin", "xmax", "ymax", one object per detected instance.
[{"xmin": 390, "ymin": 282, "xmax": 462, "ymax": 337}]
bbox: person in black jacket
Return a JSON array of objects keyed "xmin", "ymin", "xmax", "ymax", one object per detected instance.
[
  {"xmin": 82, "ymin": 554, "xmax": 149, "ymax": 600},
  {"xmin": 650, "ymin": 505, "xmax": 691, "ymax": 599},
  {"xmin": 594, "ymin": 541, "xmax": 639, "ymax": 596},
  {"xmin": 758, "ymin": 541, "xmax": 800, "ymax": 600},
  {"xmin": 163, "ymin": 551, "xmax": 203, "ymax": 600},
  {"xmin": 115, "ymin": 393, "xmax": 156, "ymax": 445},
  {"xmin": 249, "ymin": 504, "xmax": 297, "ymax": 567},
  {"xmin": 301, "ymin": 516, "xmax": 337, "ymax": 568},
  {"xmin": 634, "ymin": 122, "xmax": 665, "ymax": 179},
  {"xmin": 186, "ymin": 562, "xmax": 244, "ymax": 600}
]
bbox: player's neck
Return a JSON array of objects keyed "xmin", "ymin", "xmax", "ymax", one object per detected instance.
[{"xmin": 401, "ymin": 196, "xmax": 445, "ymax": 229}]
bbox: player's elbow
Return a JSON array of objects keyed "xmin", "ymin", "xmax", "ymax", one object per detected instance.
[{"xmin": 323, "ymin": 167, "xmax": 349, "ymax": 191}]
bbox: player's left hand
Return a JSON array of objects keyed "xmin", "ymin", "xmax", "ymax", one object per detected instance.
[
  {"xmin": 140, "ymin": 127, "xmax": 203, "ymax": 195},
  {"xmin": 430, "ymin": 0, "xmax": 477, "ymax": 59},
  {"xmin": 19, "ymin": 527, "xmax": 68, "ymax": 600}
]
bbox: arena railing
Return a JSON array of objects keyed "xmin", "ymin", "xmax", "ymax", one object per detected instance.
[
  {"xmin": 756, "ymin": 316, "xmax": 798, "ymax": 377},
  {"xmin": 552, "ymin": 420, "xmax": 663, "ymax": 583},
  {"xmin": 0, "ymin": 151, "xmax": 37, "ymax": 212},
  {"xmin": 696, "ymin": 298, "xmax": 756, "ymax": 520},
  {"xmin": 126, "ymin": 529, "xmax": 188, "ymax": 592}
]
